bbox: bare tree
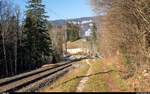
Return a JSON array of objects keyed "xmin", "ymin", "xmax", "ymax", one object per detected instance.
[
  {"xmin": 13, "ymin": 6, "xmax": 21, "ymax": 74},
  {"xmin": 0, "ymin": 0, "xmax": 11, "ymax": 76},
  {"xmin": 90, "ymin": 0, "xmax": 150, "ymax": 74}
]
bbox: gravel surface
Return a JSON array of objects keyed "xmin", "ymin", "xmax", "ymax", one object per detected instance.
[
  {"xmin": 0, "ymin": 62, "xmax": 67, "ymax": 86},
  {"xmin": 0, "ymin": 64, "xmax": 71, "ymax": 93},
  {"xmin": 17, "ymin": 66, "xmax": 72, "ymax": 92}
]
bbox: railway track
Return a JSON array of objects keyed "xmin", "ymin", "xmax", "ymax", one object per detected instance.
[{"xmin": 0, "ymin": 60, "xmax": 74, "ymax": 93}]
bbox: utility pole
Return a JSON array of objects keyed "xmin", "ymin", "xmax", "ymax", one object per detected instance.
[{"xmin": 64, "ymin": 22, "xmax": 67, "ymax": 56}]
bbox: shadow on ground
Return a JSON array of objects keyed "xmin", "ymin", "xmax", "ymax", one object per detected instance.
[{"xmin": 49, "ymin": 70, "xmax": 114, "ymax": 89}]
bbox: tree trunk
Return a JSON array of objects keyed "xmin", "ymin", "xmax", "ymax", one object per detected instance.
[
  {"xmin": 2, "ymin": 30, "xmax": 8, "ymax": 76},
  {"xmin": 14, "ymin": 31, "xmax": 18, "ymax": 74}
]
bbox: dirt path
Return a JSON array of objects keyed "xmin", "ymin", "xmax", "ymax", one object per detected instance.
[
  {"xmin": 76, "ymin": 59, "xmax": 92, "ymax": 92},
  {"xmin": 100, "ymin": 62, "xmax": 121, "ymax": 92}
]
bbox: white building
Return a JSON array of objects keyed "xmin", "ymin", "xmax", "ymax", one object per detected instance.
[
  {"xmin": 67, "ymin": 48, "xmax": 83, "ymax": 54},
  {"xmin": 85, "ymin": 29, "xmax": 92, "ymax": 37}
]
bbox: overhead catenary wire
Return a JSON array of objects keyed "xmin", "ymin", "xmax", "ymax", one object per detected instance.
[
  {"xmin": 48, "ymin": 8, "xmax": 69, "ymax": 20},
  {"xmin": 48, "ymin": 8, "xmax": 68, "ymax": 55}
]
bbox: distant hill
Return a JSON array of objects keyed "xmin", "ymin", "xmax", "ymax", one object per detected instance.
[
  {"xmin": 50, "ymin": 17, "xmax": 94, "ymax": 38},
  {"xmin": 50, "ymin": 17, "xmax": 94, "ymax": 27}
]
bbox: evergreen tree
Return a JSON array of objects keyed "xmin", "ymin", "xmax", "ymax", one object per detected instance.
[
  {"xmin": 91, "ymin": 23, "xmax": 97, "ymax": 56},
  {"xmin": 66, "ymin": 23, "xmax": 79, "ymax": 42},
  {"xmin": 86, "ymin": 23, "xmax": 97, "ymax": 56},
  {"xmin": 92, "ymin": 23, "xmax": 97, "ymax": 42},
  {"xmin": 24, "ymin": 0, "xmax": 52, "ymax": 68}
]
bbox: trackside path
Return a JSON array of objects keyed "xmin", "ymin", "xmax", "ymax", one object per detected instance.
[{"xmin": 76, "ymin": 59, "xmax": 92, "ymax": 92}]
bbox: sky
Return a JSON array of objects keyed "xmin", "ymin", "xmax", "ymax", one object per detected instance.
[{"xmin": 13, "ymin": 0, "xmax": 95, "ymax": 20}]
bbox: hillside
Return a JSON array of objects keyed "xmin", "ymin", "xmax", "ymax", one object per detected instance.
[
  {"xmin": 50, "ymin": 17, "xmax": 94, "ymax": 27},
  {"xmin": 67, "ymin": 39, "xmax": 88, "ymax": 49},
  {"xmin": 50, "ymin": 17, "xmax": 94, "ymax": 38}
]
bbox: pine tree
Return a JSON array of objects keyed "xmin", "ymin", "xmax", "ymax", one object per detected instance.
[
  {"xmin": 92, "ymin": 23, "xmax": 97, "ymax": 41},
  {"xmin": 91, "ymin": 23, "xmax": 97, "ymax": 56},
  {"xmin": 24, "ymin": 0, "xmax": 52, "ymax": 68},
  {"xmin": 66, "ymin": 23, "xmax": 79, "ymax": 42}
]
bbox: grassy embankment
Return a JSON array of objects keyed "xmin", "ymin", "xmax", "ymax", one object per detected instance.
[
  {"xmin": 38, "ymin": 60, "xmax": 89, "ymax": 92},
  {"xmin": 105, "ymin": 63, "xmax": 127, "ymax": 91},
  {"xmin": 84, "ymin": 59, "xmax": 107, "ymax": 92},
  {"xmin": 84, "ymin": 58, "xmax": 126, "ymax": 92}
]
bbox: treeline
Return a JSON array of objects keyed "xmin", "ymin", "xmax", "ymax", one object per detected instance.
[
  {"xmin": 86, "ymin": 23, "xmax": 97, "ymax": 56},
  {"xmin": 49, "ymin": 25, "xmax": 65, "ymax": 63},
  {"xmin": 0, "ymin": 0, "xmax": 58, "ymax": 78},
  {"xmin": 66, "ymin": 23, "xmax": 80, "ymax": 42},
  {"xmin": 90, "ymin": 0, "xmax": 150, "ymax": 77}
]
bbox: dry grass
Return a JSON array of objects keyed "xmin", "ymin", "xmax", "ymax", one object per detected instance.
[
  {"xmin": 84, "ymin": 58, "xmax": 127, "ymax": 92},
  {"xmin": 123, "ymin": 65, "xmax": 150, "ymax": 92},
  {"xmin": 38, "ymin": 60, "xmax": 89, "ymax": 92},
  {"xmin": 67, "ymin": 38, "xmax": 88, "ymax": 49},
  {"xmin": 104, "ymin": 62, "xmax": 127, "ymax": 91},
  {"xmin": 101, "ymin": 56, "xmax": 150, "ymax": 92},
  {"xmin": 84, "ymin": 59, "xmax": 108, "ymax": 92}
]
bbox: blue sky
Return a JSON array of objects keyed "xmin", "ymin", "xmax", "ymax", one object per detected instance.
[{"xmin": 13, "ymin": 0, "xmax": 94, "ymax": 20}]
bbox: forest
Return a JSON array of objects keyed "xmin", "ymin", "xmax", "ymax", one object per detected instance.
[
  {"xmin": 0, "ymin": 0, "xmax": 54, "ymax": 78},
  {"xmin": 0, "ymin": 0, "xmax": 81, "ymax": 78},
  {"xmin": 90, "ymin": 0, "xmax": 150, "ymax": 85}
]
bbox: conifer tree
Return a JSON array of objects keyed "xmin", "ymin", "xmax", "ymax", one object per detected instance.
[
  {"xmin": 92, "ymin": 23, "xmax": 97, "ymax": 42},
  {"xmin": 91, "ymin": 23, "xmax": 97, "ymax": 56},
  {"xmin": 66, "ymin": 23, "xmax": 79, "ymax": 42},
  {"xmin": 24, "ymin": 0, "xmax": 52, "ymax": 68}
]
